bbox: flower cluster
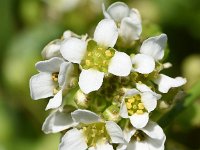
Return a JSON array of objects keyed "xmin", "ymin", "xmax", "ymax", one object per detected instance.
[{"xmin": 29, "ymin": 2, "xmax": 186, "ymax": 150}]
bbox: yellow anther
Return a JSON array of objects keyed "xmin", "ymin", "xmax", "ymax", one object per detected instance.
[
  {"xmin": 100, "ymin": 130, "xmax": 104, "ymax": 133},
  {"xmin": 144, "ymin": 74, "xmax": 148, "ymax": 78},
  {"xmin": 103, "ymin": 60, "xmax": 107, "ymax": 65},
  {"xmin": 87, "ymin": 52, "xmax": 92, "ymax": 56},
  {"xmin": 136, "ymin": 110, "xmax": 144, "ymax": 114},
  {"xmin": 136, "ymin": 136, "xmax": 141, "ymax": 141},
  {"xmin": 105, "ymin": 50, "xmax": 112, "ymax": 57},
  {"xmin": 53, "ymin": 88, "xmax": 59, "ymax": 95},
  {"xmin": 138, "ymin": 103, "xmax": 144, "ymax": 110},
  {"xmin": 128, "ymin": 110, "xmax": 134, "ymax": 115},
  {"xmin": 83, "ymin": 127, "xmax": 87, "ymax": 131},
  {"xmin": 52, "ymin": 73, "xmax": 58, "ymax": 82},
  {"xmin": 52, "ymin": 77, "xmax": 58, "ymax": 82},
  {"xmin": 126, "ymin": 102, "xmax": 132, "ymax": 109},
  {"xmin": 98, "ymin": 47, "xmax": 103, "ymax": 51},
  {"xmin": 85, "ymin": 60, "xmax": 91, "ymax": 66},
  {"xmin": 128, "ymin": 98, "xmax": 135, "ymax": 103}
]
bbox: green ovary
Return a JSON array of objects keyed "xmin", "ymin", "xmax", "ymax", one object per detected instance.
[
  {"xmin": 82, "ymin": 123, "xmax": 110, "ymax": 147},
  {"xmin": 81, "ymin": 40, "xmax": 115, "ymax": 73}
]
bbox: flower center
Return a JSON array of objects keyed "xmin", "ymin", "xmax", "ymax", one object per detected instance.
[
  {"xmin": 51, "ymin": 72, "xmax": 59, "ymax": 95},
  {"xmin": 81, "ymin": 40, "xmax": 115, "ymax": 73},
  {"xmin": 82, "ymin": 122, "xmax": 109, "ymax": 147},
  {"xmin": 125, "ymin": 94, "xmax": 147, "ymax": 115}
]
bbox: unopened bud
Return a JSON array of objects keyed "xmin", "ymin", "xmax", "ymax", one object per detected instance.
[
  {"xmin": 41, "ymin": 39, "xmax": 62, "ymax": 59},
  {"xmin": 75, "ymin": 90, "xmax": 88, "ymax": 108}
]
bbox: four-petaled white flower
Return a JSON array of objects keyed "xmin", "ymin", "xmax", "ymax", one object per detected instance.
[
  {"xmin": 58, "ymin": 109, "xmax": 125, "ymax": 150},
  {"xmin": 120, "ymin": 83, "xmax": 161, "ymax": 129},
  {"xmin": 131, "ymin": 34, "xmax": 167, "ymax": 74},
  {"xmin": 117, "ymin": 121, "xmax": 166, "ymax": 150},
  {"xmin": 60, "ymin": 19, "xmax": 132, "ymax": 94},
  {"xmin": 29, "ymin": 57, "xmax": 73, "ymax": 110},
  {"xmin": 103, "ymin": 2, "xmax": 142, "ymax": 44},
  {"xmin": 154, "ymin": 74, "xmax": 187, "ymax": 93}
]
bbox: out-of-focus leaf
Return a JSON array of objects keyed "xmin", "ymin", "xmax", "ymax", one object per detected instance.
[{"xmin": 158, "ymin": 80, "xmax": 200, "ymax": 128}]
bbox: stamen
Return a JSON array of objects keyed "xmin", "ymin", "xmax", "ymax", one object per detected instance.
[
  {"xmin": 86, "ymin": 60, "xmax": 91, "ymax": 66},
  {"xmin": 138, "ymin": 103, "xmax": 144, "ymax": 109},
  {"xmin": 125, "ymin": 94, "xmax": 147, "ymax": 116},
  {"xmin": 53, "ymin": 88, "xmax": 59, "ymax": 95},
  {"xmin": 105, "ymin": 50, "xmax": 112, "ymax": 57},
  {"xmin": 136, "ymin": 110, "xmax": 143, "ymax": 114}
]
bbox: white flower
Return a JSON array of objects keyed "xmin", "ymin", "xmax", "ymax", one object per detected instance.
[
  {"xmin": 120, "ymin": 83, "xmax": 161, "ymax": 129},
  {"xmin": 117, "ymin": 121, "xmax": 166, "ymax": 150},
  {"xmin": 60, "ymin": 19, "xmax": 132, "ymax": 94},
  {"xmin": 154, "ymin": 74, "xmax": 187, "ymax": 93},
  {"xmin": 59, "ymin": 109, "xmax": 125, "ymax": 150},
  {"xmin": 103, "ymin": 2, "xmax": 142, "ymax": 43},
  {"xmin": 29, "ymin": 57, "xmax": 74, "ymax": 110},
  {"xmin": 131, "ymin": 34, "xmax": 167, "ymax": 74}
]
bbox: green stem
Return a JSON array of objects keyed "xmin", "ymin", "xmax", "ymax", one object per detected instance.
[{"xmin": 158, "ymin": 80, "xmax": 200, "ymax": 128}]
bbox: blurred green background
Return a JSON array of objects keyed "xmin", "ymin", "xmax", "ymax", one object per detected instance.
[{"xmin": 0, "ymin": 0, "xmax": 200, "ymax": 149}]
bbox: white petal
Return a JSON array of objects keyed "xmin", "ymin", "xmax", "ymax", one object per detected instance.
[
  {"xmin": 117, "ymin": 144, "xmax": 128, "ymax": 150},
  {"xmin": 45, "ymin": 90, "xmax": 62, "ymax": 110},
  {"xmin": 119, "ymin": 17, "xmax": 142, "ymax": 41},
  {"xmin": 129, "ymin": 9, "xmax": 141, "ymax": 23},
  {"xmin": 136, "ymin": 83, "xmax": 161, "ymax": 100},
  {"xmin": 154, "ymin": 74, "xmax": 187, "ymax": 93},
  {"xmin": 124, "ymin": 88, "xmax": 140, "ymax": 97},
  {"xmin": 108, "ymin": 51, "xmax": 132, "ymax": 76},
  {"xmin": 90, "ymin": 142, "xmax": 114, "ymax": 150},
  {"xmin": 35, "ymin": 57, "xmax": 64, "ymax": 73},
  {"xmin": 59, "ymin": 128, "xmax": 87, "ymax": 150},
  {"xmin": 131, "ymin": 54, "xmax": 155, "ymax": 74},
  {"xmin": 140, "ymin": 34, "xmax": 167, "ymax": 60},
  {"xmin": 147, "ymin": 137, "xmax": 166, "ymax": 150},
  {"xmin": 123, "ymin": 128, "xmax": 136, "ymax": 142},
  {"xmin": 60, "ymin": 38, "xmax": 87, "ymax": 64},
  {"xmin": 102, "ymin": 3, "xmax": 112, "ymax": 19},
  {"xmin": 105, "ymin": 121, "xmax": 124, "ymax": 143},
  {"xmin": 42, "ymin": 110, "xmax": 78, "ymax": 134},
  {"xmin": 141, "ymin": 92, "xmax": 157, "ymax": 112},
  {"xmin": 120, "ymin": 99, "xmax": 129, "ymax": 118},
  {"xmin": 96, "ymin": 142, "xmax": 113, "ymax": 150},
  {"xmin": 58, "ymin": 62, "xmax": 74, "ymax": 88},
  {"xmin": 136, "ymin": 83, "xmax": 152, "ymax": 92},
  {"xmin": 94, "ymin": 19, "xmax": 118, "ymax": 48},
  {"xmin": 127, "ymin": 141, "xmax": 149, "ymax": 150},
  {"xmin": 29, "ymin": 72, "xmax": 54, "ymax": 100},
  {"xmin": 41, "ymin": 39, "xmax": 62, "ymax": 59},
  {"xmin": 106, "ymin": 2, "xmax": 129, "ymax": 23},
  {"xmin": 79, "ymin": 69, "xmax": 104, "ymax": 94},
  {"xmin": 142, "ymin": 121, "xmax": 165, "ymax": 140},
  {"xmin": 71, "ymin": 109, "xmax": 101, "ymax": 124},
  {"xmin": 130, "ymin": 112, "xmax": 149, "ymax": 129}
]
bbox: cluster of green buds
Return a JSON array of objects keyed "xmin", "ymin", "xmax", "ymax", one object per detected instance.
[{"xmin": 29, "ymin": 1, "xmax": 186, "ymax": 150}]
